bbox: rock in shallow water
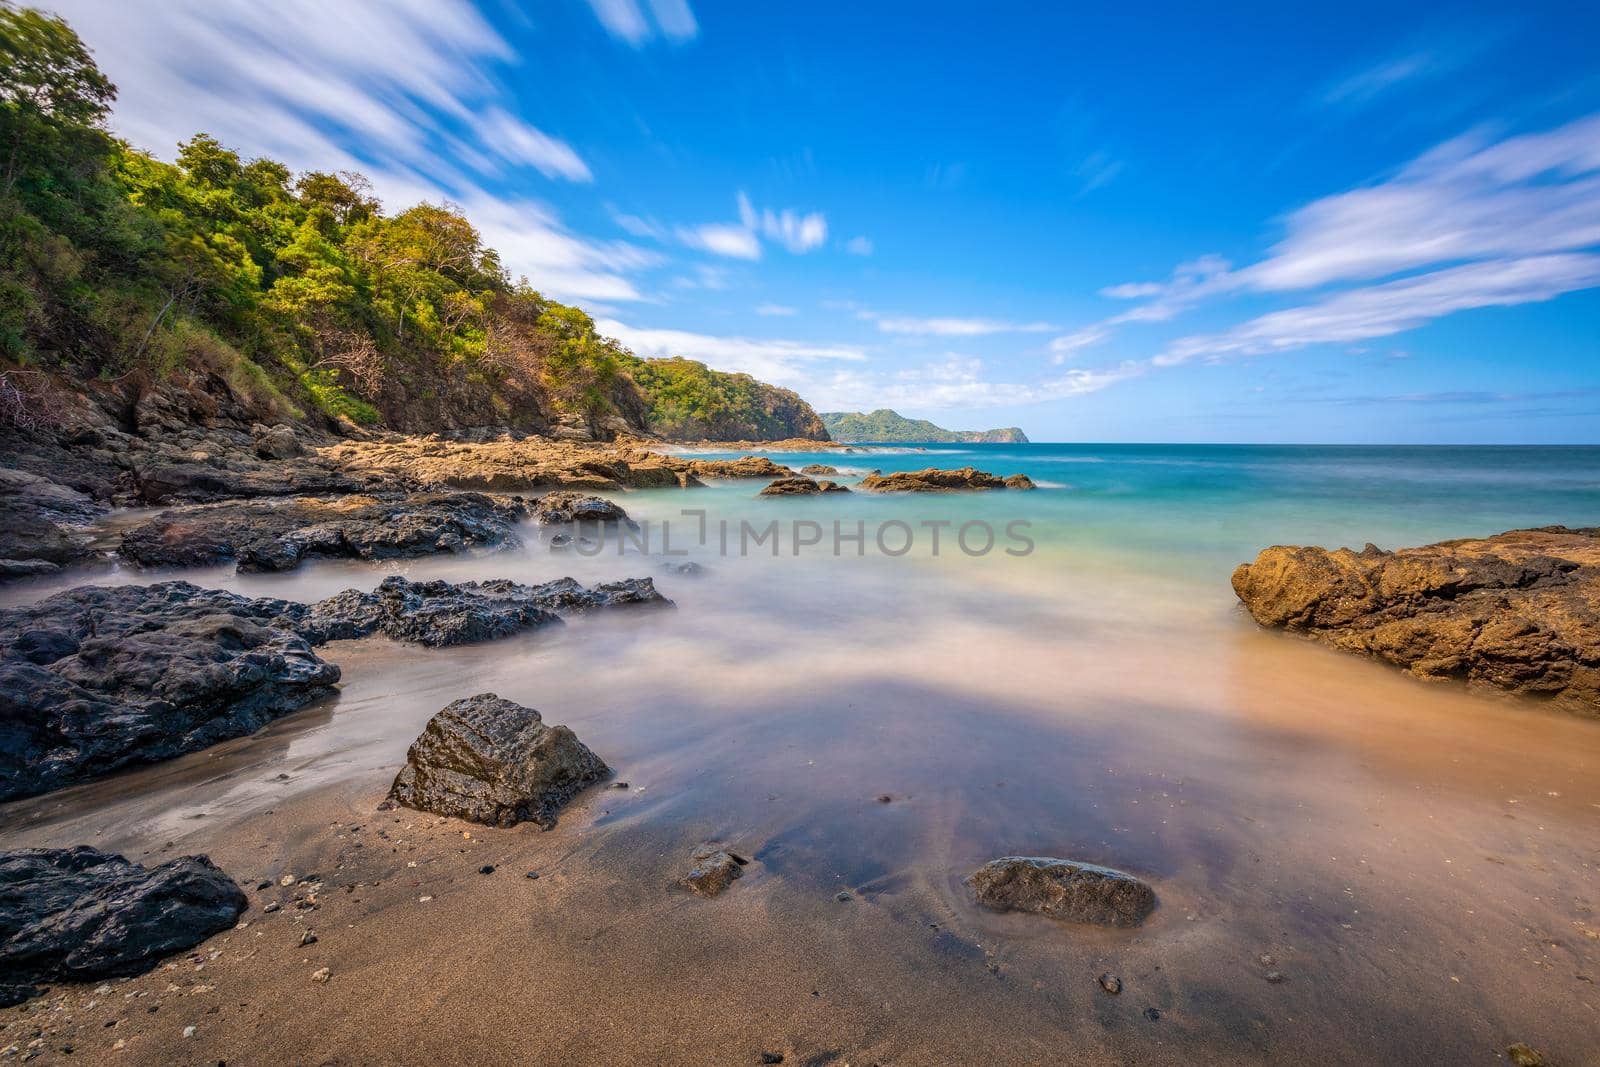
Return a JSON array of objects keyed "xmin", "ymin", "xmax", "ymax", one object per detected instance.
[
  {"xmin": 531, "ymin": 490, "xmax": 635, "ymax": 526},
  {"xmin": 288, "ymin": 574, "xmax": 672, "ymax": 647},
  {"xmin": 758, "ymin": 476, "xmax": 850, "ymax": 496},
  {"xmin": 0, "ymin": 582, "xmax": 340, "ymax": 801},
  {"xmin": 387, "ymin": 693, "xmax": 609, "ymax": 828},
  {"xmin": 118, "ymin": 491, "xmax": 528, "ymax": 573},
  {"xmin": 859, "ymin": 467, "xmax": 1033, "ymax": 492},
  {"xmin": 0, "ymin": 846, "xmax": 247, "ymax": 1001},
  {"xmin": 967, "ymin": 856, "xmax": 1156, "ymax": 927},
  {"xmin": 1231, "ymin": 526, "xmax": 1600, "ymax": 715},
  {"xmin": 681, "ymin": 844, "xmax": 748, "ymax": 897}
]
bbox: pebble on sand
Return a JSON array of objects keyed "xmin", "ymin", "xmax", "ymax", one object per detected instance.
[
  {"xmin": 1098, "ymin": 973, "xmax": 1122, "ymax": 995},
  {"xmin": 311, "ymin": 968, "xmax": 331, "ymax": 984}
]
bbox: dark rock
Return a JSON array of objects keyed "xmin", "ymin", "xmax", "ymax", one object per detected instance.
[
  {"xmin": 1232, "ymin": 526, "xmax": 1600, "ymax": 715},
  {"xmin": 288, "ymin": 574, "xmax": 671, "ymax": 648},
  {"xmin": 876, "ymin": 794, "xmax": 893, "ymax": 803},
  {"xmin": 532, "ymin": 490, "xmax": 635, "ymax": 526},
  {"xmin": 681, "ymin": 844, "xmax": 747, "ymax": 897},
  {"xmin": 1143, "ymin": 1007, "xmax": 1161, "ymax": 1022},
  {"xmin": 660, "ymin": 560, "xmax": 705, "ymax": 576},
  {"xmin": 760, "ymin": 1053, "xmax": 785, "ymax": 1064},
  {"xmin": 478, "ymin": 865, "xmax": 495, "ymax": 875},
  {"xmin": 858, "ymin": 467, "xmax": 1032, "ymax": 492},
  {"xmin": 835, "ymin": 891, "xmax": 853, "ymax": 902},
  {"xmin": 1098, "ymin": 973, "xmax": 1122, "ymax": 995},
  {"xmin": 525, "ymin": 871, "xmax": 540, "ymax": 880},
  {"xmin": 386, "ymin": 693, "xmax": 609, "ymax": 828},
  {"xmin": 0, "ymin": 467, "xmax": 106, "ymax": 578},
  {"xmin": 0, "ymin": 847, "xmax": 246, "ymax": 1000},
  {"xmin": 0, "ymin": 582, "xmax": 340, "ymax": 801},
  {"xmin": 119, "ymin": 492, "xmax": 528, "ymax": 573},
  {"xmin": 967, "ymin": 856, "xmax": 1156, "ymax": 927}
]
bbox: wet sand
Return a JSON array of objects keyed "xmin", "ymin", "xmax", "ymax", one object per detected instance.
[{"xmin": 2, "ymin": 507, "xmax": 1598, "ymax": 1065}]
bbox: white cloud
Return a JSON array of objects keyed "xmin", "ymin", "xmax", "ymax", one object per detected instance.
[
  {"xmin": 460, "ymin": 194, "xmax": 662, "ymax": 303},
  {"xmin": 755, "ymin": 304, "xmax": 797, "ymax": 316},
  {"xmin": 585, "ymin": 0, "xmax": 697, "ymax": 46},
  {"xmin": 1157, "ymin": 254, "xmax": 1600, "ymax": 366},
  {"xmin": 845, "ymin": 236, "xmax": 874, "ymax": 256},
  {"xmin": 596, "ymin": 319, "xmax": 864, "ymax": 387},
  {"xmin": 1321, "ymin": 53, "xmax": 1437, "ymax": 107},
  {"xmin": 861, "ymin": 311, "xmax": 1056, "ymax": 336},
  {"xmin": 808, "ymin": 356, "xmax": 1141, "ymax": 411},
  {"xmin": 479, "ymin": 107, "xmax": 592, "ymax": 182},
  {"xmin": 677, "ymin": 223, "xmax": 762, "ymax": 260}
]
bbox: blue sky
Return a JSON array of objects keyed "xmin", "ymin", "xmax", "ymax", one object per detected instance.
[{"xmin": 47, "ymin": 0, "xmax": 1600, "ymax": 442}]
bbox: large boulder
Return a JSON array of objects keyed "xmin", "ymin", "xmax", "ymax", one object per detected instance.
[
  {"xmin": 1232, "ymin": 527, "xmax": 1600, "ymax": 714},
  {"xmin": 0, "ymin": 847, "xmax": 247, "ymax": 1005},
  {"xmin": 387, "ymin": 694, "xmax": 609, "ymax": 828},
  {"xmin": 681, "ymin": 456, "xmax": 793, "ymax": 480},
  {"xmin": 859, "ymin": 467, "xmax": 1032, "ymax": 492},
  {"xmin": 288, "ymin": 574, "xmax": 672, "ymax": 647},
  {"xmin": 119, "ymin": 491, "xmax": 529, "ymax": 573},
  {"xmin": 967, "ymin": 856, "xmax": 1156, "ymax": 927},
  {"xmin": 251, "ymin": 423, "xmax": 305, "ymax": 459},
  {"xmin": 0, "ymin": 582, "xmax": 340, "ymax": 801}
]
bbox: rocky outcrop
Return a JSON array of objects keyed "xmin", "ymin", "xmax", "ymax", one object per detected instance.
[
  {"xmin": 859, "ymin": 467, "xmax": 1034, "ymax": 492},
  {"xmin": 531, "ymin": 490, "xmax": 634, "ymax": 526},
  {"xmin": 118, "ymin": 492, "xmax": 528, "ymax": 573},
  {"xmin": 800, "ymin": 464, "xmax": 838, "ymax": 475},
  {"xmin": 1232, "ymin": 527, "xmax": 1600, "ymax": 714},
  {"xmin": 758, "ymin": 476, "xmax": 850, "ymax": 496},
  {"xmin": 0, "ymin": 467, "xmax": 108, "ymax": 579},
  {"xmin": 324, "ymin": 435, "xmax": 701, "ymax": 493},
  {"xmin": 679, "ymin": 455, "xmax": 794, "ymax": 480},
  {"xmin": 287, "ymin": 574, "xmax": 672, "ymax": 648},
  {"xmin": 387, "ymin": 693, "xmax": 609, "ymax": 828},
  {"xmin": 967, "ymin": 857, "xmax": 1156, "ymax": 927},
  {"xmin": 0, "ymin": 847, "xmax": 247, "ymax": 1005},
  {"xmin": 0, "ymin": 582, "xmax": 340, "ymax": 801},
  {"xmin": 681, "ymin": 844, "xmax": 747, "ymax": 897}
]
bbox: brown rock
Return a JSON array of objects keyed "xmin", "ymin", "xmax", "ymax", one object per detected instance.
[
  {"xmin": 859, "ymin": 467, "xmax": 1031, "ymax": 492},
  {"xmin": 681, "ymin": 844, "xmax": 747, "ymax": 897},
  {"xmin": 1232, "ymin": 526, "xmax": 1600, "ymax": 714},
  {"xmin": 967, "ymin": 856, "xmax": 1156, "ymax": 927}
]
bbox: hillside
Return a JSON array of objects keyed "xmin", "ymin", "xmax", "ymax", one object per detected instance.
[
  {"xmin": 821, "ymin": 409, "xmax": 1029, "ymax": 443},
  {"xmin": 0, "ymin": 6, "xmax": 823, "ymax": 444}
]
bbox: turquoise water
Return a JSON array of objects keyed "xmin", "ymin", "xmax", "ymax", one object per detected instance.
[{"xmin": 663, "ymin": 443, "xmax": 1600, "ymax": 582}]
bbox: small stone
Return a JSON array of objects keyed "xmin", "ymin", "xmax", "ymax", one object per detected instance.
[
  {"xmin": 479, "ymin": 865, "xmax": 495, "ymax": 875},
  {"xmin": 376, "ymin": 801, "xmax": 395, "ymax": 812},
  {"xmin": 261, "ymin": 902, "xmax": 280, "ymax": 914},
  {"xmin": 279, "ymin": 875, "xmax": 295, "ymax": 887},
  {"xmin": 254, "ymin": 880, "xmax": 272, "ymax": 891},
  {"xmin": 1143, "ymin": 1007, "xmax": 1162, "ymax": 1022},
  {"xmin": 1258, "ymin": 953, "xmax": 1276, "ymax": 966},
  {"xmin": 418, "ymin": 895, "xmax": 433, "ymax": 903},
  {"xmin": 876, "ymin": 794, "xmax": 892, "ymax": 804},
  {"xmin": 613, "ymin": 781, "xmax": 630, "ymax": 790},
  {"xmin": 1507, "ymin": 1043, "xmax": 1549, "ymax": 1067},
  {"xmin": 298, "ymin": 930, "xmax": 317, "ymax": 947},
  {"xmin": 1098, "ymin": 973, "xmax": 1122, "ymax": 995},
  {"xmin": 681, "ymin": 844, "xmax": 747, "ymax": 897},
  {"xmin": 311, "ymin": 968, "xmax": 331, "ymax": 984},
  {"xmin": 760, "ymin": 1054, "xmax": 785, "ymax": 1065},
  {"xmin": 525, "ymin": 871, "xmax": 539, "ymax": 880},
  {"xmin": 1264, "ymin": 971, "xmax": 1284, "ymax": 984},
  {"xmin": 182, "ymin": 1026, "xmax": 196, "ymax": 1039},
  {"xmin": 835, "ymin": 891, "xmax": 852, "ymax": 902}
]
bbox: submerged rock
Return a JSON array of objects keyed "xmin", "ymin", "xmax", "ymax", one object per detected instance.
[
  {"xmin": 681, "ymin": 844, "xmax": 748, "ymax": 897},
  {"xmin": 289, "ymin": 574, "xmax": 672, "ymax": 647},
  {"xmin": 859, "ymin": 467, "xmax": 1033, "ymax": 492},
  {"xmin": 387, "ymin": 693, "xmax": 609, "ymax": 828},
  {"xmin": 800, "ymin": 464, "xmax": 839, "ymax": 475},
  {"xmin": 681, "ymin": 455, "xmax": 793, "ymax": 480},
  {"xmin": 0, "ymin": 582, "xmax": 339, "ymax": 801},
  {"xmin": 1232, "ymin": 526, "xmax": 1600, "ymax": 715},
  {"xmin": 119, "ymin": 491, "xmax": 529, "ymax": 573},
  {"xmin": 531, "ymin": 490, "xmax": 635, "ymax": 526},
  {"xmin": 0, "ymin": 847, "xmax": 247, "ymax": 1000},
  {"xmin": 758, "ymin": 476, "xmax": 850, "ymax": 496},
  {"xmin": 967, "ymin": 856, "xmax": 1156, "ymax": 927}
]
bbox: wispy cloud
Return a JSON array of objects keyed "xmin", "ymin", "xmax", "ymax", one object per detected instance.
[
  {"xmin": 677, "ymin": 222, "xmax": 762, "ymax": 260},
  {"xmin": 755, "ymin": 303, "xmax": 797, "ymax": 316},
  {"xmin": 859, "ymin": 310, "xmax": 1057, "ymax": 336},
  {"xmin": 1051, "ymin": 112, "xmax": 1600, "ymax": 384},
  {"xmin": 666, "ymin": 192, "xmax": 829, "ymax": 260},
  {"xmin": 844, "ymin": 236, "xmax": 874, "ymax": 256},
  {"xmin": 738, "ymin": 192, "xmax": 828, "ymax": 253},
  {"xmin": 596, "ymin": 318, "xmax": 864, "ymax": 387},
  {"xmin": 810, "ymin": 356, "xmax": 1141, "ymax": 411},
  {"xmin": 585, "ymin": 0, "xmax": 698, "ymax": 47}
]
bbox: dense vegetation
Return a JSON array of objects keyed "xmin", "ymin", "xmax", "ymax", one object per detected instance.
[
  {"xmin": 820, "ymin": 409, "xmax": 1028, "ymax": 443},
  {"xmin": 0, "ymin": 4, "xmax": 825, "ymax": 441}
]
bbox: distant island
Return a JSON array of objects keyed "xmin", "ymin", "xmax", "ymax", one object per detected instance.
[{"xmin": 820, "ymin": 409, "xmax": 1030, "ymax": 443}]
